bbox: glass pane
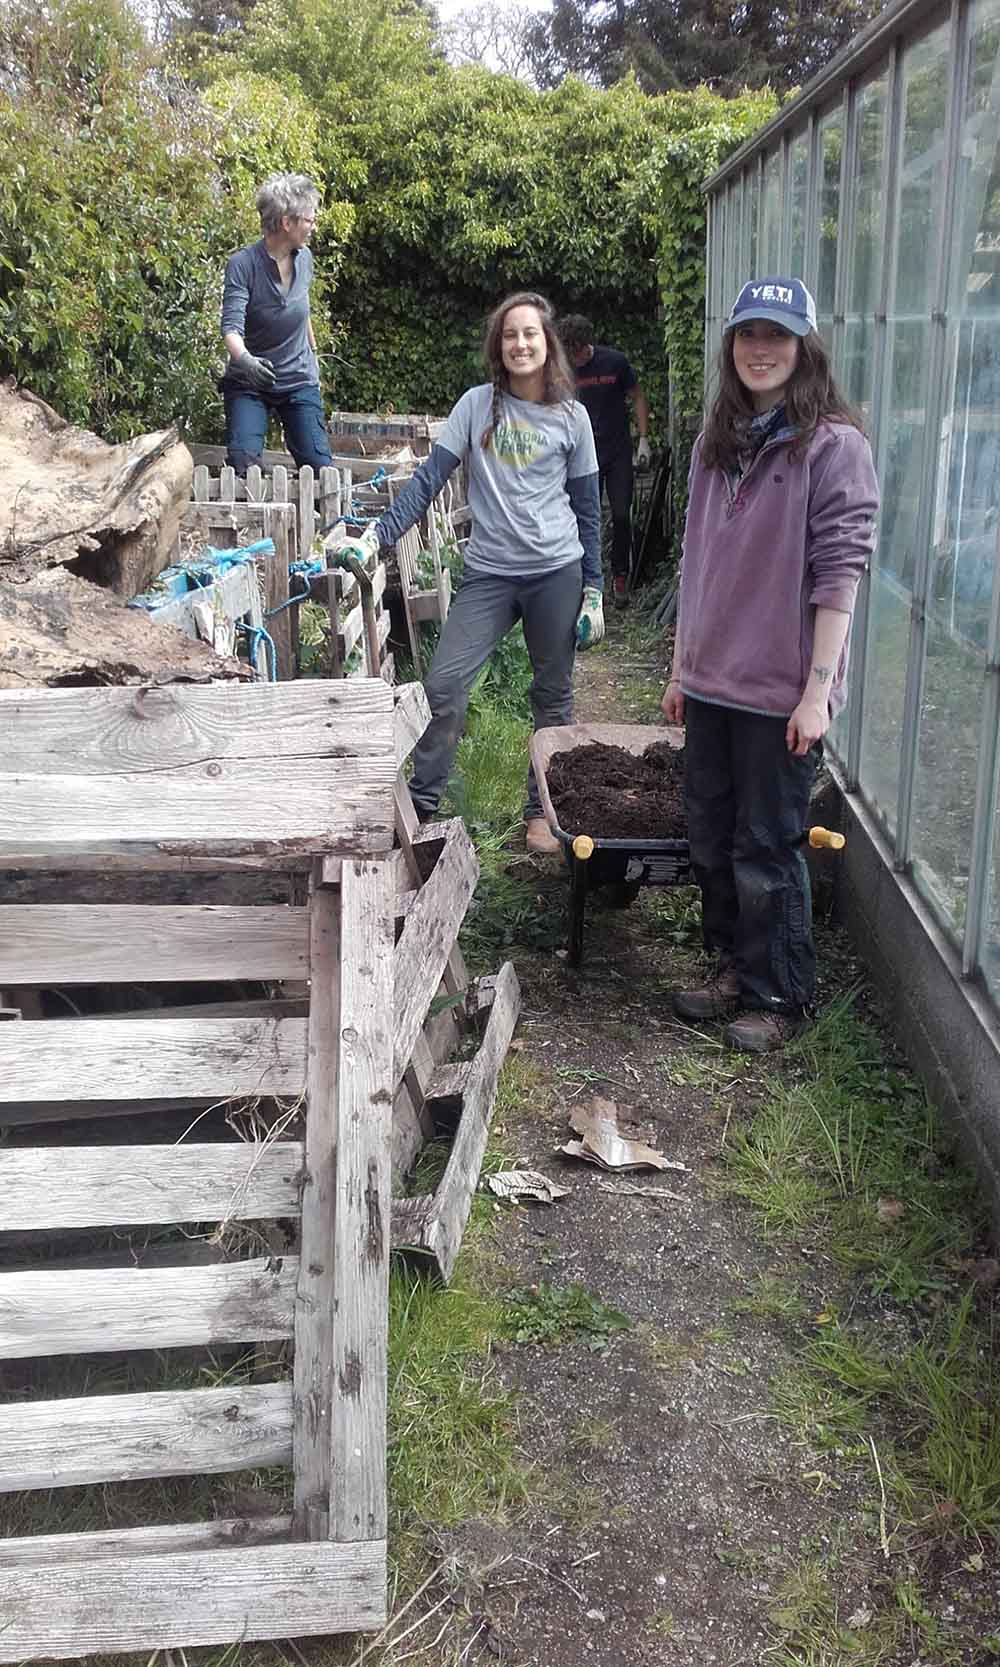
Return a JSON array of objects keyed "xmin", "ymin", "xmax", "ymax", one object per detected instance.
[
  {"xmin": 858, "ymin": 320, "xmax": 930, "ymax": 830},
  {"xmin": 859, "ymin": 570, "xmax": 911, "ymax": 837},
  {"xmin": 842, "ymin": 317, "xmax": 877, "ymax": 419},
  {"xmin": 817, "ymin": 106, "xmax": 843, "ymax": 315},
  {"xmin": 895, "ymin": 23, "xmax": 950, "ymax": 318},
  {"xmin": 923, "ymin": 0, "xmax": 1000, "ymax": 970},
  {"xmin": 858, "ymin": 23, "xmax": 950, "ymax": 840},
  {"xmin": 761, "ymin": 149, "xmax": 782, "ymax": 270},
  {"xmin": 879, "ymin": 321, "xmax": 931, "ymax": 591},
  {"xmin": 789, "ymin": 131, "xmax": 809, "ymax": 276},
  {"xmin": 746, "ymin": 165, "xmax": 760, "ymax": 278},
  {"xmin": 848, "ymin": 74, "xmax": 888, "ymax": 319},
  {"xmin": 726, "ymin": 181, "xmax": 741, "ymax": 306}
]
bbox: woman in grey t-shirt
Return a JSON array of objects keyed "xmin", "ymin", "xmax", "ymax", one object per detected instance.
[{"xmin": 364, "ymin": 291, "xmax": 604, "ymax": 854}]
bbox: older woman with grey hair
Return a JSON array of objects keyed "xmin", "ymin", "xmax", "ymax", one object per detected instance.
[{"xmin": 220, "ymin": 172, "xmax": 334, "ymax": 475}]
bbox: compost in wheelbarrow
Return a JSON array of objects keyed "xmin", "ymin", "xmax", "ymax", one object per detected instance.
[{"xmin": 530, "ymin": 723, "xmax": 692, "ymax": 966}]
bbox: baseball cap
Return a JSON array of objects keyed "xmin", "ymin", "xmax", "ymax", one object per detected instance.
[{"xmin": 725, "ymin": 277, "xmax": 817, "ymax": 337}]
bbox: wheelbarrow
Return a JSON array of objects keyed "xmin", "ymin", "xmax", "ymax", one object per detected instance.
[
  {"xmin": 530, "ymin": 722, "xmax": 848, "ymax": 967},
  {"xmin": 530, "ymin": 722, "xmax": 692, "ymax": 966}
]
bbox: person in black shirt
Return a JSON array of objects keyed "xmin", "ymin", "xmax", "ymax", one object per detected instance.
[{"xmin": 558, "ymin": 315, "xmax": 650, "ymax": 608}]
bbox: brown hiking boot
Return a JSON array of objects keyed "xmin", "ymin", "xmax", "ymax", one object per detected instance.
[
  {"xmin": 724, "ymin": 1010, "xmax": 808, "ymax": 1053},
  {"xmin": 672, "ymin": 963, "xmax": 741, "ymax": 1022}
]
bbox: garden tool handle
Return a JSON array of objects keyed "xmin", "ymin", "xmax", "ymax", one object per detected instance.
[
  {"xmin": 572, "ymin": 835, "xmax": 594, "ymax": 860},
  {"xmin": 331, "ymin": 550, "xmax": 380, "ymax": 674},
  {"xmin": 808, "ymin": 826, "xmax": 846, "ymax": 851}
]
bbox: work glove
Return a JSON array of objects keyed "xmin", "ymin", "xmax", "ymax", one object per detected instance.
[
  {"xmin": 332, "ymin": 522, "xmax": 382, "ymax": 563},
  {"xmin": 634, "ymin": 436, "xmax": 651, "ymax": 471},
  {"xmin": 235, "ymin": 349, "xmax": 276, "ymax": 391},
  {"xmin": 575, "ymin": 585, "xmax": 605, "ymax": 649}
]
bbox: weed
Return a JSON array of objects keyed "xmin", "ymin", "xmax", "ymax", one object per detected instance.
[
  {"xmin": 765, "ymin": 1559, "xmax": 901, "ymax": 1664},
  {"xmin": 733, "ymin": 1274, "xmax": 811, "ymax": 1323},
  {"xmin": 501, "ymin": 1283, "xmax": 631, "ymax": 1352},
  {"xmin": 460, "ymin": 842, "xmax": 566, "ymax": 968},
  {"xmin": 645, "ymin": 1609, "xmax": 678, "ymax": 1637},
  {"xmin": 566, "ymin": 1412, "xmax": 619, "ymax": 1454},
  {"xmin": 639, "ymin": 885, "xmax": 704, "ymax": 950}
]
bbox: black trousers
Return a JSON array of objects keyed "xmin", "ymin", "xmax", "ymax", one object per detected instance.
[
  {"xmin": 683, "ymin": 697, "xmax": 819, "ymax": 1013},
  {"xmin": 599, "ymin": 449, "xmax": 634, "ymax": 577}
]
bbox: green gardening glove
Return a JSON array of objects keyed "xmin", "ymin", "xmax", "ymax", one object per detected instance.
[{"xmin": 575, "ymin": 586, "xmax": 605, "ymax": 649}]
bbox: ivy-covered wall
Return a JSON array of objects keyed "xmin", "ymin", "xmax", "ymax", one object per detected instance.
[{"xmin": 0, "ymin": 0, "xmax": 775, "ymax": 482}]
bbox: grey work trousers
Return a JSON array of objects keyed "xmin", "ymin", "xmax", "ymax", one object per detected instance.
[{"xmin": 409, "ymin": 561, "xmax": 583, "ymax": 821}]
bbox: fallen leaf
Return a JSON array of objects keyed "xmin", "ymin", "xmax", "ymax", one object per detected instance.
[
  {"xmin": 846, "ymin": 1606, "xmax": 872, "ymax": 1629},
  {"xmin": 485, "ymin": 1170, "xmax": 570, "ymax": 1204},
  {"xmin": 876, "ymin": 1196, "xmax": 906, "ymax": 1225},
  {"xmin": 508, "ymin": 1038, "xmax": 526, "ymax": 1052},
  {"xmin": 557, "ymin": 1099, "xmax": 680, "ymax": 1172}
]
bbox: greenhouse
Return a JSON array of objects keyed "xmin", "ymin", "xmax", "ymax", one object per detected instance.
[{"xmin": 703, "ymin": 0, "xmax": 1000, "ymax": 1191}]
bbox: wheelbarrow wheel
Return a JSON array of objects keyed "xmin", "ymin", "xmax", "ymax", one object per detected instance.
[{"xmin": 568, "ymin": 854, "xmax": 588, "ymax": 966}]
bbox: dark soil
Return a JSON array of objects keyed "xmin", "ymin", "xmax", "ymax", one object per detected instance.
[{"xmin": 547, "ymin": 741, "xmax": 686, "ymax": 840}]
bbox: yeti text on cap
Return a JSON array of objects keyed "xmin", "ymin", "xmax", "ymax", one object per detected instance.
[{"xmin": 751, "ymin": 284, "xmax": 794, "ymax": 303}]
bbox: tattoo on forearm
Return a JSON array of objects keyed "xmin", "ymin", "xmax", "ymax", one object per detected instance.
[{"xmin": 812, "ymin": 664, "xmax": 833, "ymax": 685}]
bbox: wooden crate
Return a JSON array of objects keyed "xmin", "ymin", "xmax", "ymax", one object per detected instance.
[{"xmin": 0, "ymin": 679, "xmax": 398, "ymax": 1661}]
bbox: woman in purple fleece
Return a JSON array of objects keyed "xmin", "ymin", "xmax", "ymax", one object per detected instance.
[{"xmin": 662, "ymin": 277, "xmax": 879, "ymax": 1053}]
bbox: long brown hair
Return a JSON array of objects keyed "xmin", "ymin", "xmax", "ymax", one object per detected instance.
[
  {"xmin": 480, "ymin": 291, "xmax": 576, "ymax": 450},
  {"xmin": 701, "ymin": 327, "xmax": 864, "ymax": 473}
]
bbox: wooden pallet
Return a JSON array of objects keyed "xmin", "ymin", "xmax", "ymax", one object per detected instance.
[{"xmin": 0, "ymin": 679, "xmax": 398, "ymax": 1661}]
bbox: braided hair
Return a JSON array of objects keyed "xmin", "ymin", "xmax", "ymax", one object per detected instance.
[{"xmin": 480, "ymin": 291, "xmax": 576, "ymax": 451}]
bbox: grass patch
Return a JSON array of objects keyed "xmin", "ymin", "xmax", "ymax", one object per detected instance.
[
  {"xmin": 719, "ymin": 992, "xmax": 984, "ymax": 1302},
  {"xmin": 388, "ymin": 1257, "xmax": 527, "ymax": 1530},
  {"xmin": 783, "ymin": 1294, "xmax": 1000, "ymax": 1541},
  {"xmin": 717, "ymin": 989, "xmax": 999, "ymax": 1553}
]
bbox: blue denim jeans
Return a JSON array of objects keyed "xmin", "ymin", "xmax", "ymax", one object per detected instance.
[{"xmin": 223, "ymin": 383, "xmax": 334, "ymax": 474}]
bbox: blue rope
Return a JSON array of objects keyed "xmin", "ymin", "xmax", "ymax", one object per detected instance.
[{"xmin": 238, "ymin": 621, "xmax": 278, "ymax": 683}]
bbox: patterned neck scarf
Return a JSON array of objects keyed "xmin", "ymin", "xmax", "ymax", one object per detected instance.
[{"xmin": 730, "ymin": 401, "xmax": 788, "ymax": 485}]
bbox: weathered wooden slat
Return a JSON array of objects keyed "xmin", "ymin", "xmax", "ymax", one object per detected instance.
[
  {"xmin": 390, "ymin": 1195, "xmax": 434, "ymax": 1250},
  {"xmin": 330, "ymin": 858, "xmax": 393, "ymax": 1542},
  {"xmin": 142, "ymin": 565, "xmax": 257, "ymax": 641},
  {"xmin": 293, "ymin": 859, "xmax": 393, "ymax": 1544},
  {"xmin": 415, "ymin": 962, "xmax": 521, "ymax": 1282},
  {"xmin": 0, "ymin": 680, "xmax": 394, "ymax": 775},
  {"xmin": 263, "ymin": 503, "xmax": 294, "ymax": 679},
  {"xmin": 393, "ymin": 682, "xmax": 431, "ymax": 767},
  {"xmin": 0, "ymin": 1255, "xmax": 298, "ymax": 1359},
  {"xmin": 0, "ymin": 1142, "xmax": 304, "ymax": 1231},
  {"xmin": 105, "ymin": 997, "xmax": 308, "ymax": 1021},
  {"xmin": 0, "ymin": 1384, "xmax": 293, "ymax": 1490},
  {"xmin": 0, "ymin": 758, "xmax": 396, "ymax": 854},
  {"xmin": 0, "ymin": 1539, "xmax": 386, "ymax": 1660},
  {"xmin": 0, "ymin": 1017, "xmax": 307, "ymax": 1103},
  {"xmin": 393, "ymin": 818, "xmax": 479, "ymax": 1088},
  {"xmin": 0, "ymin": 1515, "xmax": 293, "ymax": 1569},
  {"xmin": 0, "ymin": 905, "xmax": 309, "ymax": 984},
  {"xmin": 293, "ymin": 874, "xmax": 341, "ymax": 1539}
]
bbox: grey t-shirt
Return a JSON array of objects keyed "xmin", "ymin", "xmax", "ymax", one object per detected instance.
[{"xmin": 440, "ymin": 386, "xmax": 598, "ymax": 578}]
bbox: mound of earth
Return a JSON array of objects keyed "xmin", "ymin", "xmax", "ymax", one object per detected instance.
[{"xmin": 546, "ymin": 740, "xmax": 686, "ymax": 839}]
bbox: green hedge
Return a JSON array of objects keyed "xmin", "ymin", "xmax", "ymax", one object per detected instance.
[{"xmin": 0, "ymin": 0, "xmax": 775, "ymax": 494}]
